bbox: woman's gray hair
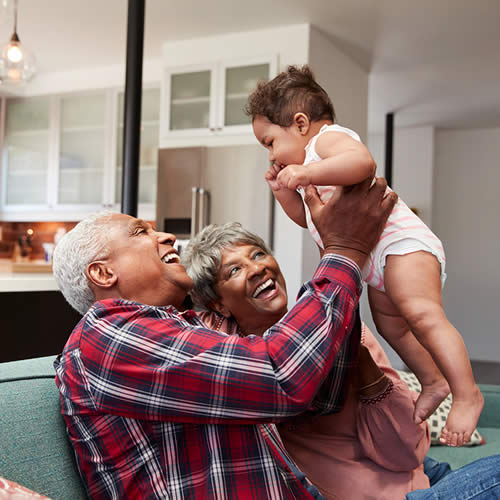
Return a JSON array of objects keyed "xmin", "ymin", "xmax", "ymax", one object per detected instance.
[
  {"xmin": 181, "ymin": 222, "xmax": 271, "ymax": 310},
  {"xmin": 52, "ymin": 211, "xmax": 114, "ymax": 315}
]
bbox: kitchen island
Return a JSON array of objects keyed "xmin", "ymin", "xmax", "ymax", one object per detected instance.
[
  {"xmin": 0, "ymin": 270, "xmax": 59, "ymax": 292},
  {"xmin": 0, "ymin": 259, "xmax": 81, "ymax": 363}
]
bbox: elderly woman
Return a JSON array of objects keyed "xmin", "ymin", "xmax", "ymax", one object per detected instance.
[{"xmin": 181, "ymin": 222, "xmax": 500, "ymax": 500}]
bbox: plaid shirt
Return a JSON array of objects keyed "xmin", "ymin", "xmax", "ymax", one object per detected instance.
[{"xmin": 54, "ymin": 254, "xmax": 362, "ymax": 499}]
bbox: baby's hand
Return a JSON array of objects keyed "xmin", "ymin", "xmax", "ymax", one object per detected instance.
[
  {"xmin": 265, "ymin": 163, "xmax": 284, "ymax": 192},
  {"xmin": 277, "ymin": 164, "xmax": 311, "ymax": 190}
]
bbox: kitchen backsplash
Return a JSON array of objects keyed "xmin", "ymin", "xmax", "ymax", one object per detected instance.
[{"xmin": 0, "ymin": 221, "xmax": 77, "ymax": 259}]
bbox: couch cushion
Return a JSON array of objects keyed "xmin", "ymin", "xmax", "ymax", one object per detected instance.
[
  {"xmin": 477, "ymin": 385, "xmax": 500, "ymax": 428},
  {"xmin": 0, "ymin": 356, "xmax": 86, "ymax": 500},
  {"xmin": 427, "ymin": 427, "xmax": 500, "ymax": 470}
]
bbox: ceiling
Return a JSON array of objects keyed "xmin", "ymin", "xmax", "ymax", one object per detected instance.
[{"xmin": 1, "ymin": 0, "xmax": 499, "ymax": 133}]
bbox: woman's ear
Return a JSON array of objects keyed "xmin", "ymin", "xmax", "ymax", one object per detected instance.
[
  {"xmin": 293, "ymin": 112, "xmax": 310, "ymax": 135},
  {"xmin": 87, "ymin": 261, "xmax": 117, "ymax": 289},
  {"xmin": 209, "ymin": 298, "xmax": 232, "ymax": 318}
]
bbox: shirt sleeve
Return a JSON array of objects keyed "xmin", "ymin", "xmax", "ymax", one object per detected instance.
[
  {"xmin": 356, "ymin": 328, "xmax": 431, "ymax": 471},
  {"xmin": 79, "ymin": 254, "xmax": 362, "ymax": 424},
  {"xmin": 201, "ymin": 300, "xmax": 361, "ymax": 417}
]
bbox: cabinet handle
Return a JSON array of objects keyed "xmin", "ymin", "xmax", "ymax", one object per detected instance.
[
  {"xmin": 198, "ymin": 188, "xmax": 209, "ymax": 230},
  {"xmin": 191, "ymin": 187, "xmax": 198, "ymax": 238}
]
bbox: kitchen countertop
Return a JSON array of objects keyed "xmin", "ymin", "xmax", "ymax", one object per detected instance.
[{"xmin": 0, "ymin": 259, "xmax": 58, "ymax": 293}]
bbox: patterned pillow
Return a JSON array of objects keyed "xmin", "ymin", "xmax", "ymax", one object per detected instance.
[
  {"xmin": 396, "ymin": 370, "xmax": 485, "ymax": 446},
  {"xmin": 0, "ymin": 476, "xmax": 50, "ymax": 498}
]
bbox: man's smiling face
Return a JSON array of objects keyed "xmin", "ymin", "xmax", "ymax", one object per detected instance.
[{"xmin": 100, "ymin": 213, "xmax": 193, "ymax": 309}]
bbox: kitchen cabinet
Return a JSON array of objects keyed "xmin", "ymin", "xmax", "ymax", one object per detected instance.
[
  {"xmin": 57, "ymin": 92, "xmax": 108, "ymax": 207},
  {"xmin": 160, "ymin": 57, "xmax": 277, "ymax": 148},
  {"xmin": 1, "ymin": 96, "xmax": 51, "ymax": 207},
  {"xmin": 0, "ymin": 86, "xmax": 160, "ymax": 221}
]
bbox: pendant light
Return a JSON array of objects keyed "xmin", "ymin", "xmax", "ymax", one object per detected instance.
[{"xmin": 0, "ymin": 0, "xmax": 36, "ymax": 84}]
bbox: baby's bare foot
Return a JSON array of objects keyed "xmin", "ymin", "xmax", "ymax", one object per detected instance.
[
  {"xmin": 414, "ymin": 378, "xmax": 450, "ymax": 424},
  {"xmin": 439, "ymin": 385, "xmax": 484, "ymax": 447}
]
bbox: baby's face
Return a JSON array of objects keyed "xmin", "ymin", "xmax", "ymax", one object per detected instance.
[{"xmin": 253, "ymin": 115, "xmax": 307, "ymax": 168}]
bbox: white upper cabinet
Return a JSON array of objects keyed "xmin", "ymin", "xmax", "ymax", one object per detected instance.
[
  {"xmin": 0, "ymin": 86, "xmax": 160, "ymax": 221},
  {"xmin": 56, "ymin": 92, "xmax": 108, "ymax": 208},
  {"xmin": 160, "ymin": 57, "xmax": 276, "ymax": 148},
  {"xmin": 1, "ymin": 96, "xmax": 51, "ymax": 208}
]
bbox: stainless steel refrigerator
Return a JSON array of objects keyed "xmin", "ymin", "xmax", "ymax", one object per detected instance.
[{"xmin": 156, "ymin": 146, "xmax": 274, "ymax": 252}]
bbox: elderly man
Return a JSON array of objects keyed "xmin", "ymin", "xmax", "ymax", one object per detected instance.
[{"xmin": 53, "ymin": 179, "xmax": 396, "ymax": 500}]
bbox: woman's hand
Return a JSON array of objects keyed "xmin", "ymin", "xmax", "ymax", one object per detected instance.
[{"xmin": 303, "ymin": 177, "xmax": 397, "ymax": 269}]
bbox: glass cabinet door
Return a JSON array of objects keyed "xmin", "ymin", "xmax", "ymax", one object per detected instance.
[
  {"xmin": 224, "ymin": 63, "xmax": 270, "ymax": 127},
  {"xmin": 58, "ymin": 93, "xmax": 106, "ymax": 205},
  {"xmin": 3, "ymin": 96, "xmax": 50, "ymax": 205},
  {"xmin": 115, "ymin": 87, "xmax": 160, "ymax": 205},
  {"xmin": 168, "ymin": 70, "xmax": 212, "ymax": 131}
]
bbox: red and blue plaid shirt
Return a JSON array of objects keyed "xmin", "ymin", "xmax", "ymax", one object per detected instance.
[{"xmin": 54, "ymin": 254, "xmax": 362, "ymax": 499}]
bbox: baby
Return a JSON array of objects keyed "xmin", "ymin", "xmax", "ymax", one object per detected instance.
[{"xmin": 246, "ymin": 65, "xmax": 483, "ymax": 446}]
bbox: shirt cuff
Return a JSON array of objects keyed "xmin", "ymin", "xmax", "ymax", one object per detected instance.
[{"xmin": 315, "ymin": 253, "xmax": 363, "ymax": 297}]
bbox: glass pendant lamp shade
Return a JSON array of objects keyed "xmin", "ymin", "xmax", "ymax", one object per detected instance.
[
  {"xmin": 0, "ymin": 32, "xmax": 36, "ymax": 82},
  {"xmin": 0, "ymin": 0, "xmax": 36, "ymax": 84}
]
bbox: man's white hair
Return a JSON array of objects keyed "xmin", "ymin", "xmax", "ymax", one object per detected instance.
[{"xmin": 52, "ymin": 211, "xmax": 114, "ymax": 315}]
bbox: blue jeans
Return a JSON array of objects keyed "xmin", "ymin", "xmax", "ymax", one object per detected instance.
[{"xmin": 406, "ymin": 455, "xmax": 500, "ymax": 499}]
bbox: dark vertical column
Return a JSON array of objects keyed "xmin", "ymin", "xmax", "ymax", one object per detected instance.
[
  {"xmin": 384, "ymin": 112, "xmax": 394, "ymax": 187},
  {"xmin": 121, "ymin": 0, "xmax": 145, "ymax": 217}
]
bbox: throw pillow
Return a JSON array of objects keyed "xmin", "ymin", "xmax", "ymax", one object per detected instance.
[
  {"xmin": 396, "ymin": 370, "xmax": 485, "ymax": 446},
  {"xmin": 0, "ymin": 476, "xmax": 51, "ymax": 499}
]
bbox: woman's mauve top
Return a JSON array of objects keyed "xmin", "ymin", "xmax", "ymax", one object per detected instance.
[
  {"xmin": 200, "ymin": 312, "xmax": 431, "ymax": 500},
  {"xmin": 278, "ymin": 325, "xmax": 431, "ymax": 500}
]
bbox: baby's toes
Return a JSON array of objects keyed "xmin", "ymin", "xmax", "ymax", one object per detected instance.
[
  {"xmin": 463, "ymin": 431, "xmax": 471, "ymax": 445},
  {"xmin": 448, "ymin": 432, "xmax": 459, "ymax": 447},
  {"xmin": 439, "ymin": 427, "xmax": 448, "ymax": 445}
]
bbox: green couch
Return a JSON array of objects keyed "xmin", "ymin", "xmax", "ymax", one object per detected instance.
[{"xmin": 1, "ymin": 355, "xmax": 499, "ymax": 499}]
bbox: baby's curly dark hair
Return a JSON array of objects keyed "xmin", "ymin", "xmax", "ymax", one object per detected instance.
[{"xmin": 245, "ymin": 65, "xmax": 335, "ymax": 127}]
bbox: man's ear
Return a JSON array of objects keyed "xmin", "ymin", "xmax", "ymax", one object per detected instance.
[
  {"xmin": 293, "ymin": 112, "xmax": 310, "ymax": 135},
  {"xmin": 87, "ymin": 261, "xmax": 117, "ymax": 289},
  {"xmin": 209, "ymin": 298, "xmax": 231, "ymax": 318}
]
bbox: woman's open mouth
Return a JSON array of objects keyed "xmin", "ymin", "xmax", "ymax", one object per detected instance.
[{"xmin": 252, "ymin": 278, "xmax": 277, "ymax": 300}]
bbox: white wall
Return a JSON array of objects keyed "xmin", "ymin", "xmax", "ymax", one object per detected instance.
[
  {"xmin": 367, "ymin": 126, "xmax": 500, "ymax": 365},
  {"xmin": 365, "ymin": 127, "xmax": 435, "ymax": 367},
  {"xmin": 309, "ymin": 27, "xmax": 368, "ymax": 142},
  {"xmin": 434, "ymin": 127, "xmax": 500, "ymax": 362},
  {"xmin": 368, "ymin": 126, "xmax": 435, "ymax": 226}
]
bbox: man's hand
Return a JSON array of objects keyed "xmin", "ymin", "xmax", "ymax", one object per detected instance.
[
  {"xmin": 277, "ymin": 164, "xmax": 311, "ymax": 190},
  {"xmin": 303, "ymin": 177, "xmax": 397, "ymax": 268}
]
